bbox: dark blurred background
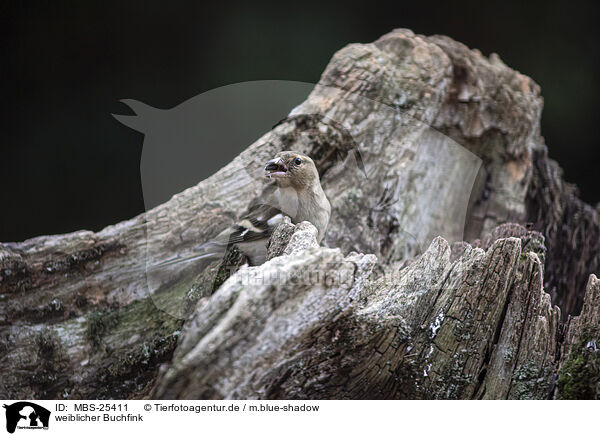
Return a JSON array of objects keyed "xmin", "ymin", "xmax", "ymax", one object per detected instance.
[{"xmin": 1, "ymin": 0, "xmax": 598, "ymax": 242}]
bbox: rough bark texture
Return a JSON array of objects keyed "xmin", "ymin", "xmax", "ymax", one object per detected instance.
[{"xmin": 1, "ymin": 29, "xmax": 598, "ymax": 400}]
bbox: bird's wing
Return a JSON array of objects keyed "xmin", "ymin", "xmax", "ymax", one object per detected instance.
[
  {"xmin": 226, "ymin": 201, "xmax": 284, "ymax": 246},
  {"xmin": 148, "ymin": 184, "xmax": 285, "ymax": 270}
]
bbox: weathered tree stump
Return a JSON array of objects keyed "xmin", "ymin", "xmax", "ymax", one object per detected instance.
[{"xmin": 1, "ymin": 29, "xmax": 598, "ymax": 400}]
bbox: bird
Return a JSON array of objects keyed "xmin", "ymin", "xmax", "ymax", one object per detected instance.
[
  {"xmin": 230, "ymin": 150, "xmax": 331, "ymax": 264},
  {"xmin": 152, "ymin": 151, "xmax": 331, "ymax": 269}
]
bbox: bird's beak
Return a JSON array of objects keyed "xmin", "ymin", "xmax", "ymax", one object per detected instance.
[{"xmin": 265, "ymin": 158, "xmax": 288, "ymax": 178}]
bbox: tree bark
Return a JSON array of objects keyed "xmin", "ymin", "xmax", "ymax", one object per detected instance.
[{"xmin": 1, "ymin": 28, "xmax": 598, "ymax": 400}]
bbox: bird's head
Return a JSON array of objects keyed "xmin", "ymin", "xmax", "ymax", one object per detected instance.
[{"xmin": 264, "ymin": 151, "xmax": 320, "ymax": 189}]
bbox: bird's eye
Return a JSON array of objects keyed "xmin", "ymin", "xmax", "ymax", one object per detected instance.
[{"xmin": 294, "ymin": 157, "xmax": 302, "ymax": 165}]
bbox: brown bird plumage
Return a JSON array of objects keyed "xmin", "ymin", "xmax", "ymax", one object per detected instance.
[
  {"xmin": 153, "ymin": 151, "xmax": 331, "ymax": 268},
  {"xmin": 230, "ymin": 151, "xmax": 331, "ymax": 264}
]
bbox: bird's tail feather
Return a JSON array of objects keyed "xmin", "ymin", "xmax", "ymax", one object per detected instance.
[{"xmin": 146, "ymin": 240, "xmax": 227, "ymax": 272}]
